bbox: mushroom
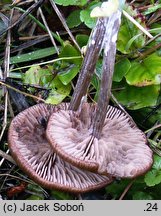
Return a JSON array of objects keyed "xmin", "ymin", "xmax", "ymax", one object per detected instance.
[
  {"xmin": 46, "ymin": 10, "xmax": 153, "ymax": 178},
  {"xmin": 46, "ymin": 103, "xmax": 153, "ymax": 178},
  {"xmin": 8, "ymin": 103, "xmax": 112, "ymax": 193}
]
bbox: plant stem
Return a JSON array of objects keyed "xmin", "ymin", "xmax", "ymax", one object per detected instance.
[
  {"xmin": 69, "ymin": 18, "xmax": 108, "ymax": 111},
  {"xmin": 92, "ymin": 11, "xmax": 122, "ymax": 139}
]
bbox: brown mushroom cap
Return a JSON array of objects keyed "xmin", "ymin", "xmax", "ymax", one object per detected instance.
[
  {"xmin": 8, "ymin": 103, "xmax": 112, "ymax": 193},
  {"xmin": 46, "ymin": 103, "xmax": 153, "ymax": 178}
]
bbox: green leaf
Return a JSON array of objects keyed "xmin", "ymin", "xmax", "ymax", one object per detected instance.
[
  {"xmin": 144, "ymin": 155, "xmax": 161, "ymax": 187},
  {"xmin": 144, "ymin": 170, "xmax": 161, "ymax": 187},
  {"xmin": 143, "ymin": 4, "xmax": 161, "ymax": 15},
  {"xmin": 117, "ymin": 5, "xmax": 146, "ymax": 54},
  {"xmin": 10, "ymin": 47, "xmax": 57, "ymax": 64},
  {"xmin": 76, "ymin": 34, "xmax": 89, "ymax": 47},
  {"xmin": 54, "ymin": 0, "xmax": 87, "ymax": 6},
  {"xmin": 23, "ymin": 65, "xmax": 53, "ymax": 86},
  {"xmin": 80, "ymin": 10, "xmax": 95, "ymax": 29},
  {"xmin": 27, "ymin": 184, "xmax": 44, "ymax": 193},
  {"xmin": 23, "ymin": 65, "xmax": 71, "ymax": 104},
  {"xmin": 125, "ymin": 34, "xmax": 142, "ymax": 51},
  {"xmin": 56, "ymin": 43, "xmax": 81, "ymax": 85},
  {"xmin": 80, "ymin": 1, "xmax": 101, "ymax": 29},
  {"xmin": 58, "ymin": 65, "xmax": 79, "ymax": 85},
  {"xmin": 133, "ymin": 191, "xmax": 153, "ymax": 200},
  {"xmin": 59, "ymin": 43, "xmax": 81, "ymax": 65},
  {"xmin": 49, "ymin": 43, "xmax": 82, "ymax": 87},
  {"xmin": 112, "ymin": 81, "xmax": 160, "ymax": 110},
  {"xmin": 153, "ymin": 159, "xmax": 161, "ymax": 170},
  {"xmin": 26, "ymin": 184, "xmax": 44, "ymax": 200},
  {"xmin": 125, "ymin": 54, "xmax": 161, "ymax": 87},
  {"xmin": 113, "ymin": 58, "xmax": 131, "ymax": 82},
  {"xmin": 45, "ymin": 76, "xmax": 71, "ymax": 104},
  {"xmin": 117, "ymin": 23, "xmax": 145, "ymax": 54},
  {"xmin": 66, "ymin": 10, "xmax": 81, "ymax": 28},
  {"xmin": 27, "ymin": 195, "xmax": 44, "ymax": 200}
]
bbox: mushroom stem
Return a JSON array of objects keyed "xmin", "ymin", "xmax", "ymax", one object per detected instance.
[
  {"xmin": 92, "ymin": 11, "xmax": 122, "ymax": 139},
  {"xmin": 69, "ymin": 18, "xmax": 108, "ymax": 111}
]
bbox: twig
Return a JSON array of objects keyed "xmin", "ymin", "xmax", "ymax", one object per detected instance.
[
  {"xmin": 0, "ymin": 37, "xmax": 49, "ymax": 59},
  {"xmin": 0, "ymin": 174, "xmax": 34, "ymax": 185},
  {"xmin": 0, "ymin": 149, "xmax": 16, "ymax": 165},
  {"xmin": 18, "ymin": 34, "xmax": 48, "ymax": 40},
  {"xmin": 0, "ymin": 9, "xmax": 13, "ymax": 143},
  {"xmin": 137, "ymin": 42, "xmax": 161, "ymax": 60},
  {"xmin": 35, "ymin": 0, "xmax": 59, "ymax": 55},
  {"xmin": 145, "ymin": 32, "xmax": 161, "ymax": 46},
  {"xmin": 49, "ymin": 0, "xmax": 81, "ymax": 52},
  {"xmin": 119, "ymin": 179, "xmax": 135, "ymax": 200},
  {"xmin": 0, "ymin": 81, "xmax": 45, "ymax": 102},
  {"xmin": 7, "ymin": 95, "xmax": 15, "ymax": 118},
  {"xmin": 0, "ymin": 91, "xmax": 8, "ymax": 141},
  {"xmin": 145, "ymin": 123, "xmax": 161, "ymax": 134},
  {"xmin": 123, "ymin": 10, "xmax": 153, "ymax": 39}
]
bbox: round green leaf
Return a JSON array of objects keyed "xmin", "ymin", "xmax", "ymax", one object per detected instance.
[
  {"xmin": 144, "ymin": 155, "xmax": 161, "ymax": 187},
  {"xmin": 76, "ymin": 34, "xmax": 89, "ymax": 47},
  {"xmin": 66, "ymin": 10, "xmax": 81, "ymax": 28},
  {"xmin": 144, "ymin": 170, "xmax": 161, "ymax": 187},
  {"xmin": 126, "ymin": 54, "xmax": 161, "ymax": 87},
  {"xmin": 80, "ymin": 1, "xmax": 101, "ymax": 29},
  {"xmin": 112, "ymin": 81, "xmax": 160, "ymax": 110}
]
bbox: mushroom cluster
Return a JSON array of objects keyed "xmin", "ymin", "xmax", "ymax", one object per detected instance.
[
  {"xmin": 8, "ymin": 101, "xmax": 153, "ymax": 193},
  {"xmin": 8, "ymin": 103, "xmax": 113, "ymax": 193}
]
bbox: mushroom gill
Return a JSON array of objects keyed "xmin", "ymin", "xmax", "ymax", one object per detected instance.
[
  {"xmin": 46, "ymin": 103, "xmax": 153, "ymax": 178},
  {"xmin": 8, "ymin": 103, "xmax": 112, "ymax": 193}
]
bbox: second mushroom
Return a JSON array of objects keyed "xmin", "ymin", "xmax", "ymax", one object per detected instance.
[{"xmin": 46, "ymin": 4, "xmax": 153, "ymax": 179}]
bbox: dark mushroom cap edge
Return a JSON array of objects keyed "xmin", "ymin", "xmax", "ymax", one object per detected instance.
[{"xmin": 8, "ymin": 103, "xmax": 113, "ymax": 193}]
